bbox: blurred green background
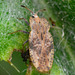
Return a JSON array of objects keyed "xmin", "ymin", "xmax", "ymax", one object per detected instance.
[{"xmin": 0, "ymin": 0, "xmax": 75, "ymax": 75}]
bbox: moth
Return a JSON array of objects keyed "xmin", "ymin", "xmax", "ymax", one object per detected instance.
[{"xmin": 23, "ymin": 5, "xmax": 54, "ymax": 72}]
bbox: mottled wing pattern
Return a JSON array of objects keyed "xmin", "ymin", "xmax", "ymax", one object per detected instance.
[{"xmin": 29, "ymin": 18, "xmax": 54, "ymax": 72}]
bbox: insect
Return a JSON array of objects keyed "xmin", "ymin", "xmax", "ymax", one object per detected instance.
[{"xmin": 9, "ymin": 5, "xmax": 54, "ymax": 73}]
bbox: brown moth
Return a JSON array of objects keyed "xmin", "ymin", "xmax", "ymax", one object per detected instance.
[
  {"xmin": 29, "ymin": 15, "xmax": 54, "ymax": 72},
  {"xmin": 28, "ymin": 9, "xmax": 54, "ymax": 72}
]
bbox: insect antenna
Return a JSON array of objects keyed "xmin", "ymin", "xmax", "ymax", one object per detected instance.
[
  {"xmin": 21, "ymin": 5, "xmax": 33, "ymax": 14},
  {"xmin": 36, "ymin": 9, "xmax": 46, "ymax": 14}
]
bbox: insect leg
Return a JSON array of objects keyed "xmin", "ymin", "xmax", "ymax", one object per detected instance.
[
  {"xmin": 17, "ymin": 18, "xmax": 30, "ymax": 26},
  {"xmin": 23, "ymin": 40, "xmax": 29, "ymax": 50},
  {"xmin": 49, "ymin": 18, "xmax": 61, "ymax": 29},
  {"xmin": 49, "ymin": 17, "xmax": 56, "ymax": 26},
  {"xmin": 25, "ymin": 57, "xmax": 32, "ymax": 74},
  {"xmin": 8, "ymin": 30, "xmax": 29, "ymax": 34},
  {"xmin": 26, "ymin": 65, "xmax": 32, "ymax": 75}
]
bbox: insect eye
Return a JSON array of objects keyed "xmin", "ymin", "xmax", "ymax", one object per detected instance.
[{"xmin": 32, "ymin": 15, "xmax": 35, "ymax": 18}]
